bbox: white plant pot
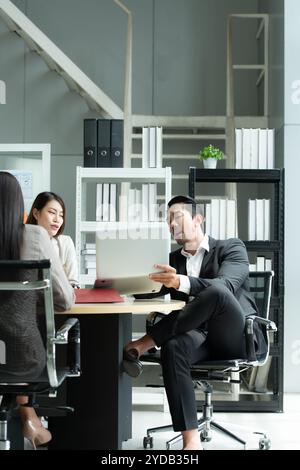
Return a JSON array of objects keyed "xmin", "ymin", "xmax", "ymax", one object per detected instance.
[{"xmin": 203, "ymin": 158, "xmax": 217, "ymax": 169}]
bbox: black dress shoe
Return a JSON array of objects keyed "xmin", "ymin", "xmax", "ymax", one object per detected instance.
[{"xmin": 122, "ymin": 349, "xmax": 143, "ymax": 378}]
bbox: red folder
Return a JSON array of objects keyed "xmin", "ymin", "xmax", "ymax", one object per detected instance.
[{"xmin": 75, "ymin": 288, "xmax": 124, "ymax": 303}]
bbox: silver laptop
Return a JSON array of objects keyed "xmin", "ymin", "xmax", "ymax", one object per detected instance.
[{"xmin": 95, "ymin": 223, "xmax": 170, "ymax": 295}]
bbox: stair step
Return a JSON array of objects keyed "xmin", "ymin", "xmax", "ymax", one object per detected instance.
[
  {"xmin": 132, "ymin": 115, "xmax": 227, "ymax": 127},
  {"xmin": 233, "ymin": 64, "xmax": 266, "ymax": 70},
  {"xmin": 132, "ymin": 133, "xmax": 225, "ymax": 140},
  {"xmin": 0, "ymin": 0, "xmax": 123, "ymax": 118},
  {"xmin": 131, "ymin": 154, "xmax": 200, "ymax": 160}
]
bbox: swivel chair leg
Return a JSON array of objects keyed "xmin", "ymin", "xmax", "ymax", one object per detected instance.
[
  {"xmin": 210, "ymin": 421, "xmax": 246, "ymax": 447},
  {"xmin": 0, "ymin": 418, "xmax": 10, "ymax": 450}
]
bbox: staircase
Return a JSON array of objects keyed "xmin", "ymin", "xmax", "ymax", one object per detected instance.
[
  {"xmin": 0, "ymin": 0, "xmax": 123, "ymax": 118},
  {"xmin": 0, "ymin": 0, "xmax": 269, "ymax": 181}
]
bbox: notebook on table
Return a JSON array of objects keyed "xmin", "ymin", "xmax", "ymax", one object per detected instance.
[{"xmin": 75, "ymin": 288, "xmax": 124, "ymax": 303}]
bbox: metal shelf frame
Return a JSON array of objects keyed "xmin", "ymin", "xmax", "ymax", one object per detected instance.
[{"xmin": 189, "ymin": 167, "xmax": 284, "ymax": 412}]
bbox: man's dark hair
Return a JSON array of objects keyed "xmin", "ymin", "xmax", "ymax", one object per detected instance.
[{"xmin": 167, "ymin": 195, "xmax": 203, "ymax": 217}]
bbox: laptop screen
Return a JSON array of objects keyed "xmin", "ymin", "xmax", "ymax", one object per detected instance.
[{"xmin": 95, "ymin": 223, "xmax": 170, "ymax": 294}]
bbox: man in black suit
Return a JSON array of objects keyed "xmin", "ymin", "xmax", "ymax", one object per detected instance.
[{"xmin": 123, "ymin": 195, "xmax": 260, "ymax": 450}]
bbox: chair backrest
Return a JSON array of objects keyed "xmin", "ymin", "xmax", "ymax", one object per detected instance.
[
  {"xmin": 245, "ymin": 270, "xmax": 275, "ymax": 365},
  {"xmin": 248, "ymin": 271, "xmax": 273, "ymax": 320},
  {"xmin": 0, "ymin": 259, "xmax": 78, "ymax": 390}
]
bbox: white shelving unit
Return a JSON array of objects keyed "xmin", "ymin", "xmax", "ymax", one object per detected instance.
[
  {"xmin": 0, "ymin": 143, "xmax": 51, "ymax": 213},
  {"xmin": 76, "ymin": 166, "xmax": 172, "ymax": 286}
]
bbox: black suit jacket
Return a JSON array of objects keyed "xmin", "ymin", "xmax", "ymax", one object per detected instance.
[{"xmin": 137, "ymin": 237, "xmax": 257, "ymax": 317}]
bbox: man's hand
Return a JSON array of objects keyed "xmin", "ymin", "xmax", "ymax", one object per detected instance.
[{"xmin": 149, "ymin": 264, "xmax": 180, "ymax": 289}]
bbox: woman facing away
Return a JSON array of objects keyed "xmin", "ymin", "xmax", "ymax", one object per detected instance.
[
  {"xmin": 26, "ymin": 192, "xmax": 79, "ymax": 288},
  {"xmin": 0, "ymin": 172, "xmax": 75, "ymax": 448}
]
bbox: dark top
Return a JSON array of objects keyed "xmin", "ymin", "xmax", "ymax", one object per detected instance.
[{"xmin": 137, "ymin": 237, "xmax": 257, "ymax": 317}]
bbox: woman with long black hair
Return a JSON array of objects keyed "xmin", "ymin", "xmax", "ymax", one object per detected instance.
[
  {"xmin": 0, "ymin": 171, "xmax": 75, "ymax": 448},
  {"xmin": 27, "ymin": 191, "xmax": 79, "ymax": 288}
]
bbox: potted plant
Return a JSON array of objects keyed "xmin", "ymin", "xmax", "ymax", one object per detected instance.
[{"xmin": 199, "ymin": 144, "xmax": 224, "ymax": 169}]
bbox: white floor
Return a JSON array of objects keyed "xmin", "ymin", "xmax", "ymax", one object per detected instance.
[{"xmin": 122, "ymin": 393, "xmax": 300, "ymax": 451}]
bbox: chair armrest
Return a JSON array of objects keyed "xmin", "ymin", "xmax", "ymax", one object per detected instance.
[
  {"xmin": 245, "ymin": 315, "xmax": 277, "ymax": 363},
  {"xmin": 245, "ymin": 317, "xmax": 257, "ymax": 362},
  {"xmin": 55, "ymin": 318, "xmax": 81, "ymax": 377},
  {"xmin": 246, "ymin": 315, "xmax": 277, "ymax": 333},
  {"xmin": 55, "ymin": 318, "xmax": 79, "ymax": 343},
  {"xmin": 147, "ymin": 311, "xmax": 166, "ymax": 324}
]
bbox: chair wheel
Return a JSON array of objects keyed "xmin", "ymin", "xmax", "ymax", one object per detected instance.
[
  {"xmin": 143, "ymin": 436, "xmax": 153, "ymax": 449},
  {"xmin": 200, "ymin": 430, "xmax": 212, "ymax": 442},
  {"xmin": 259, "ymin": 437, "xmax": 271, "ymax": 450}
]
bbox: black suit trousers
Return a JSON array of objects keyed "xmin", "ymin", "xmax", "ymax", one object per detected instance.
[{"xmin": 147, "ymin": 284, "xmax": 247, "ymax": 431}]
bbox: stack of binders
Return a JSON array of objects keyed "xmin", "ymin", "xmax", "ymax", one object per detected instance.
[{"xmin": 83, "ymin": 118, "xmax": 123, "ymax": 167}]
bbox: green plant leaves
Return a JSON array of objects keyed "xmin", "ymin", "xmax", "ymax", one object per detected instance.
[{"xmin": 199, "ymin": 144, "xmax": 224, "ymax": 160}]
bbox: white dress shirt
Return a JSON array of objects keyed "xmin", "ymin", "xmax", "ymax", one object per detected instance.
[
  {"xmin": 51, "ymin": 234, "xmax": 79, "ymax": 287},
  {"xmin": 177, "ymin": 234, "xmax": 210, "ymax": 296}
]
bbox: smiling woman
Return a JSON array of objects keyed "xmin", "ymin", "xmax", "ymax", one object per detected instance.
[{"xmin": 26, "ymin": 192, "xmax": 79, "ymax": 288}]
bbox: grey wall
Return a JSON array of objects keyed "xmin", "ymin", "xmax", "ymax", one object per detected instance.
[
  {"xmin": 283, "ymin": 0, "xmax": 300, "ymax": 393},
  {"xmin": 153, "ymin": 0, "xmax": 259, "ymax": 116},
  {"xmin": 0, "ymin": 0, "xmax": 261, "ymax": 240},
  {"xmin": 259, "ymin": 0, "xmax": 284, "ymax": 167}
]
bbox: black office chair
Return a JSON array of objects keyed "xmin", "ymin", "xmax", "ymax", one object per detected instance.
[
  {"xmin": 141, "ymin": 271, "xmax": 276, "ymax": 450},
  {"xmin": 0, "ymin": 260, "xmax": 81, "ymax": 450}
]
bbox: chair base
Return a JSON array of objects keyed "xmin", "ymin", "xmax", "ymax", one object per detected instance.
[
  {"xmin": 143, "ymin": 380, "xmax": 271, "ymax": 450},
  {"xmin": 144, "ymin": 417, "xmax": 247, "ymax": 450}
]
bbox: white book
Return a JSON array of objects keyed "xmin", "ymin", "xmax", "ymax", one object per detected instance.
[
  {"xmin": 135, "ymin": 188, "xmax": 142, "ymax": 222},
  {"xmin": 127, "ymin": 188, "xmax": 136, "ymax": 222},
  {"xmin": 96, "ymin": 183, "xmax": 103, "ymax": 221},
  {"xmin": 235, "ymin": 129, "xmax": 242, "ymax": 169},
  {"xmin": 119, "ymin": 184, "xmax": 129, "ymax": 222},
  {"xmin": 242, "ymin": 128, "xmax": 251, "ymax": 169},
  {"xmin": 84, "ymin": 243, "xmax": 96, "ymax": 250},
  {"xmin": 247, "ymin": 367, "xmax": 258, "ymax": 391},
  {"xmin": 109, "ymin": 184, "xmax": 117, "ymax": 222},
  {"xmin": 258, "ymin": 129, "xmax": 268, "ymax": 169},
  {"xmin": 142, "ymin": 127, "xmax": 149, "ymax": 168},
  {"xmin": 255, "ymin": 199, "xmax": 264, "ymax": 240},
  {"xmin": 265, "ymin": 259, "xmax": 272, "ymax": 271},
  {"xmin": 205, "ymin": 203, "xmax": 211, "ymax": 236},
  {"xmin": 210, "ymin": 199, "xmax": 220, "ymax": 239},
  {"xmin": 253, "ymin": 357, "xmax": 272, "ymax": 392},
  {"xmin": 219, "ymin": 199, "xmax": 227, "ymax": 239},
  {"xmin": 248, "ymin": 199, "xmax": 256, "ymax": 240},
  {"xmin": 226, "ymin": 199, "xmax": 237, "ymax": 238},
  {"xmin": 84, "ymin": 260, "xmax": 96, "ymax": 269},
  {"xmin": 149, "ymin": 183, "xmax": 157, "ymax": 221},
  {"xmin": 86, "ymin": 268, "xmax": 96, "ymax": 276},
  {"xmin": 83, "ymin": 253, "xmax": 96, "ymax": 260},
  {"xmin": 156, "ymin": 127, "xmax": 163, "ymax": 168},
  {"xmin": 256, "ymin": 256, "xmax": 265, "ymax": 271},
  {"xmin": 263, "ymin": 199, "xmax": 270, "ymax": 240},
  {"xmin": 250, "ymin": 128, "xmax": 259, "ymax": 169},
  {"xmin": 141, "ymin": 184, "xmax": 149, "ymax": 222},
  {"xmin": 102, "ymin": 183, "xmax": 110, "ymax": 222},
  {"xmin": 81, "ymin": 249, "xmax": 96, "ymax": 255},
  {"xmin": 249, "ymin": 263, "xmax": 257, "ymax": 272},
  {"xmin": 267, "ymin": 128, "xmax": 275, "ymax": 169},
  {"xmin": 119, "ymin": 195, "xmax": 128, "ymax": 222},
  {"xmin": 149, "ymin": 127, "xmax": 156, "ymax": 168}
]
